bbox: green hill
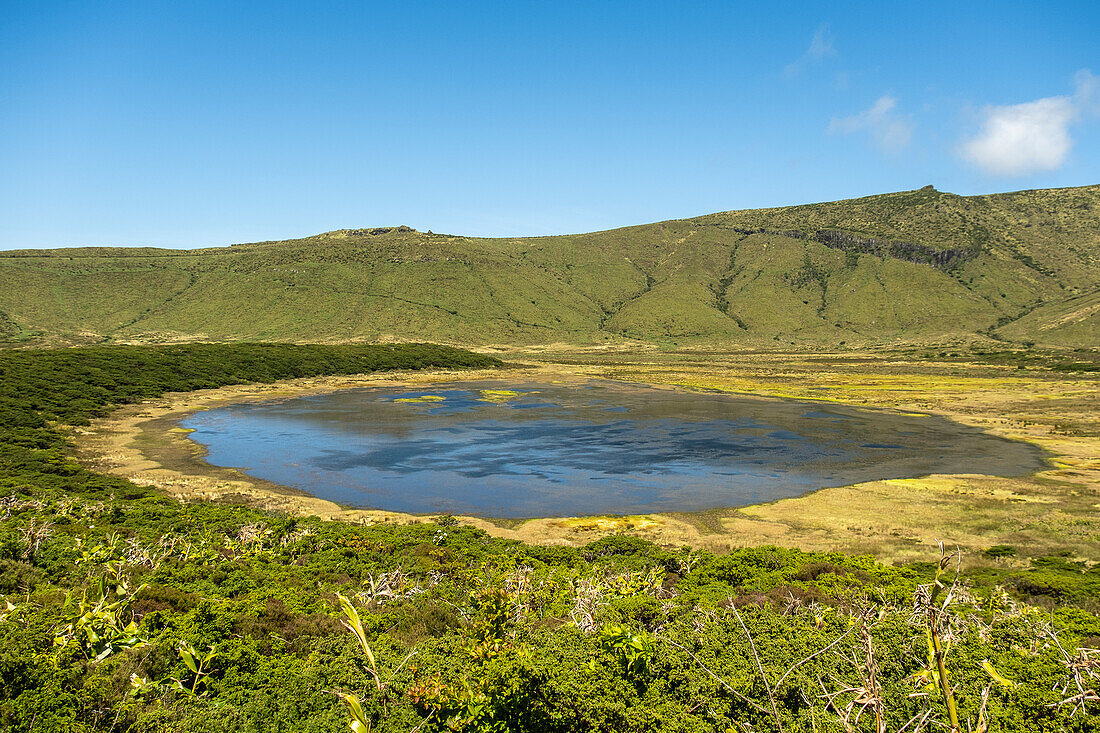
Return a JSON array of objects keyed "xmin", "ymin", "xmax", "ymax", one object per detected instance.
[{"xmin": 2, "ymin": 185, "xmax": 1098, "ymax": 348}]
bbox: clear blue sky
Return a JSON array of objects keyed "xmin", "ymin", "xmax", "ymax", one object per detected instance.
[{"xmin": 2, "ymin": 1, "xmax": 1098, "ymax": 248}]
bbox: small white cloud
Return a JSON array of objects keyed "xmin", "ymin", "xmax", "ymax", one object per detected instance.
[
  {"xmin": 785, "ymin": 24, "xmax": 835, "ymax": 77},
  {"xmin": 1074, "ymin": 69, "xmax": 1099, "ymax": 116},
  {"xmin": 828, "ymin": 95, "xmax": 913, "ymax": 153},
  {"xmin": 959, "ymin": 69, "xmax": 1097, "ymax": 177},
  {"xmin": 960, "ymin": 98, "xmax": 1076, "ymax": 176}
]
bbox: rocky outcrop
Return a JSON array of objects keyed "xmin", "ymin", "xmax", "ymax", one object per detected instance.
[
  {"xmin": 813, "ymin": 230, "xmax": 977, "ymax": 269},
  {"xmin": 345, "ymin": 226, "xmax": 416, "ymax": 237},
  {"xmin": 730, "ymin": 227, "xmax": 976, "ymax": 270}
]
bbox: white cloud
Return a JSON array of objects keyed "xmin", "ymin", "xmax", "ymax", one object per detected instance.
[
  {"xmin": 1074, "ymin": 69, "xmax": 1099, "ymax": 116},
  {"xmin": 785, "ymin": 24, "xmax": 835, "ymax": 77},
  {"xmin": 959, "ymin": 69, "xmax": 1097, "ymax": 177},
  {"xmin": 828, "ymin": 95, "xmax": 913, "ymax": 153},
  {"xmin": 959, "ymin": 97, "xmax": 1076, "ymax": 176}
]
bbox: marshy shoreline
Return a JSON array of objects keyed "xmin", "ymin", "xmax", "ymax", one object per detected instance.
[{"xmin": 72, "ymin": 350, "xmax": 1100, "ymax": 565}]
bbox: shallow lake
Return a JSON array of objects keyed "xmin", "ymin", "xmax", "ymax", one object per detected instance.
[{"xmin": 181, "ymin": 380, "xmax": 1046, "ymax": 518}]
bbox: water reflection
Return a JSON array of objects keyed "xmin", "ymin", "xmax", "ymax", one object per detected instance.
[{"xmin": 181, "ymin": 381, "xmax": 1045, "ymax": 517}]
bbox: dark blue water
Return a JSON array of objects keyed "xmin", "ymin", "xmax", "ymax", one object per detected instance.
[{"xmin": 181, "ymin": 381, "xmax": 1045, "ymax": 517}]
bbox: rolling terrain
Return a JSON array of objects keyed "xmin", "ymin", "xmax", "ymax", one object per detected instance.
[{"xmin": 1, "ymin": 184, "xmax": 1098, "ymax": 348}]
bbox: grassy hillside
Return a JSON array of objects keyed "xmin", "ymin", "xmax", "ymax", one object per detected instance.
[
  {"xmin": 1, "ymin": 185, "xmax": 1097, "ymax": 348},
  {"xmin": 996, "ymin": 289, "xmax": 1100, "ymax": 347}
]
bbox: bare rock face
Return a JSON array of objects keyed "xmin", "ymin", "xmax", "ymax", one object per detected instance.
[
  {"xmin": 729, "ymin": 226, "xmax": 976, "ymax": 270},
  {"xmin": 813, "ymin": 229, "xmax": 976, "ymax": 269}
]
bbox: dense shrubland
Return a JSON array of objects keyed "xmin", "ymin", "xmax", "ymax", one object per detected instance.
[{"xmin": 1, "ymin": 344, "xmax": 1099, "ymax": 732}]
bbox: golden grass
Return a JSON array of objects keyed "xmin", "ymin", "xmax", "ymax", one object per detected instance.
[{"xmin": 477, "ymin": 388, "xmax": 534, "ymax": 404}]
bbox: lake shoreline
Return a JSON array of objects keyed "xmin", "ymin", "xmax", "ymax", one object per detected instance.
[
  {"xmin": 71, "ymin": 351, "xmax": 1100, "ymax": 564},
  {"xmin": 180, "ymin": 377, "xmax": 1047, "ymax": 518}
]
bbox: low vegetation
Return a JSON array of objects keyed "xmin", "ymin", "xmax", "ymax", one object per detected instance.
[
  {"xmin": 2, "ymin": 343, "xmax": 1099, "ymax": 731},
  {"xmin": 5, "ymin": 491, "xmax": 1100, "ymax": 731}
]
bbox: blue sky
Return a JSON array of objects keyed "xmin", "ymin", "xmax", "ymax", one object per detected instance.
[{"xmin": 2, "ymin": 1, "xmax": 1098, "ymax": 248}]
